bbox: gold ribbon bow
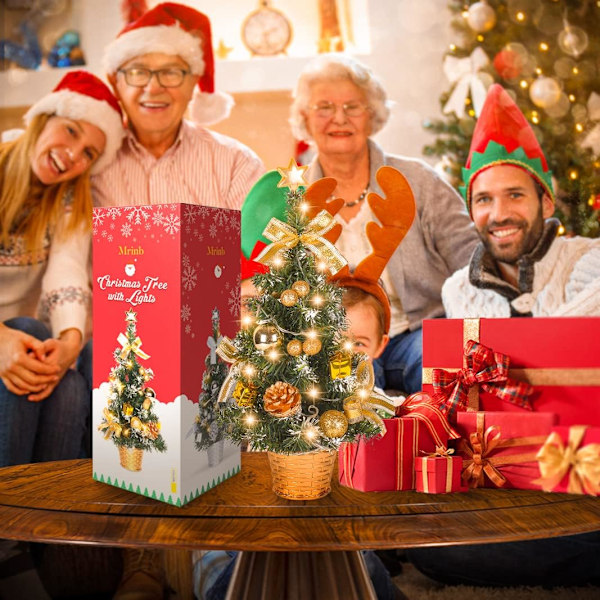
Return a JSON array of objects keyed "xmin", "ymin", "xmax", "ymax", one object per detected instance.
[
  {"xmin": 216, "ymin": 337, "xmax": 243, "ymax": 404},
  {"xmin": 117, "ymin": 333, "xmax": 150, "ymax": 360},
  {"xmin": 255, "ymin": 210, "xmax": 347, "ymax": 275},
  {"xmin": 343, "ymin": 360, "xmax": 396, "ymax": 435},
  {"xmin": 421, "ymin": 447, "xmax": 457, "ymax": 493},
  {"xmin": 426, "ymin": 446, "xmax": 455, "ymax": 459},
  {"xmin": 534, "ymin": 426, "xmax": 600, "ymax": 496},
  {"xmin": 98, "ymin": 408, "xmax": 122, "ymax": 440}
]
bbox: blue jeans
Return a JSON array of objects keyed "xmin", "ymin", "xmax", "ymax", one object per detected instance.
[
  {"xmin": 0, "ymin": 317, "xmax": 91, "ymax": 467},
  {"xmin": 407, "ymin": 532, "xmax": 600, "ymax": 587},
  {"xmin": 374, "ymin": 328, "xmax": 422, "ymax": 395}
]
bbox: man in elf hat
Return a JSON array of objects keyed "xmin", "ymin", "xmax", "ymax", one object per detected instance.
[
  {"xmin": 443, "ymin": 83, "xmax": 600, "ymax": 318},
  {"xmin": 93, "ymin": 2, "xmax": 264, "ymax": 208},
  {"xmin": 407, "ymin": 84, "xmax": 600, "ymax": 588}
]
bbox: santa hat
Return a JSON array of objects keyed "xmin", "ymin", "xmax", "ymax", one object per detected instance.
[
  {"xmin": 103, "ymin": 2, "xmax": 233, "ymax": 125},
  {"xmin": 460, "ymin": 84, "xmax": 554, "ymax": 214},
  {"xmin": 24, "ymin": 70, "xmax": 124, "ymax": 174}
]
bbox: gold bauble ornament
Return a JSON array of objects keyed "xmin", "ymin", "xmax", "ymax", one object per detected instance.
[
  {"xmin": 280, "ymin": 289, "xmax": 299, "ymax": 307},
  {"xmin": 291, "ymin": 280, "xmax": 310, "ymax": 297},
  {"xmin": 122, "ymin": 427, "xmax": 131, "ymax": 438},
  {"xmin": 253, "ymin": 324, "xmax": 281, "ymax": 351},
  {"xmin": 319, "ymin": 410, "xmax": 349, "ymax": 438},
  {"xmin": 302, "ymin": 338, "xmax": 322, "ymax": 356},
  {"xmin": 131, "ymin": 417, "xmax": 142, "ymax": 430},
  {"xmin": 142, "ymin": 397, "xmax": 152, "ymax": 410},
  {"xmin": 123, "ymin": 403, "xmax": 133, "ymax": 416},
  {"xmin": 263, "ymin": 382, "xmax": 302, "ymax": 418},
  {"xmin": 286, "ymin": 339, "xmax": 303, "ymax": 356},
  {"xmin": 233, "ymin": 380, "xmax": 257, "ymax": 408},
  {"xmin": 145, "ymin": 387, "xmax": 156, "ymax": 398},
  {"xmin": 329, "ymin": 352, "xmax": 352, "ymax": 379}
]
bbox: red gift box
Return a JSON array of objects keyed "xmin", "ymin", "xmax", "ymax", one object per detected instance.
[
  {"xmin": 339, "ymin": 400, "xmax": 459, "ymax": 491},
  {"xmin": 453, "ymin": 411, "xmax": 557, "ymax": 490},
  {"xmin": 414, "ymin": 451, "xmax": 466, "ymax": 494},
  {"xmin": 534, "ymin": 425, "xmax": 600, "ymax": 496},
  {"xmin": 423, "ymin": 318, "xmax": 600, "ymax": 426}
]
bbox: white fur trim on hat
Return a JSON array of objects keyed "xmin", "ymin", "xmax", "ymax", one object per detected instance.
[
  {"xmin": 25, "ymin": 90, "xmax": 125, "ymax": 174},
  {"xmin": 103, "ymin": 25, "xmax": 204, "ymax": 75},
  {"xmin": 189, "ymin": 88, "xmax": 234, "ymax": 126}
]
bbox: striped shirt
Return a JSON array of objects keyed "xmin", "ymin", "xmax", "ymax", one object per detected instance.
[{"xmin": 92, "ymin": 120, "xmax": 264, "ymax": 209}]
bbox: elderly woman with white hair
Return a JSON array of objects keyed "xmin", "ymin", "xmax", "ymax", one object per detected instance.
[{"xmin": 290, "ymin": 54, "xmax": 479, "ymax": 394}]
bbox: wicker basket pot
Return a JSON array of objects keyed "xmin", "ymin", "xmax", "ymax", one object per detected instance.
[
  {"xmin": 119, "ymin": 446, "xmax": 144, "ymax": 471},
  {"xmin": 267, "ymin": 450, "xmax": 337, "ymax": 500}
]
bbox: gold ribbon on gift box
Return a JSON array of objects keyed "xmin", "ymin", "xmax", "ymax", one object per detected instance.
[
  {"xmin": 420, "ymin": 447, "xmax": 456, "ymax": 493},
  {"xmin": 534, "ymin": 425, "xmax": 600, "ymax": 496},
  {"xmin": 459, "ymin": 412, "xmax": 548, "ymax": 488},
  {"xmin": 422, "ymin": 318, "xmax": 600, "ymax": 411}
]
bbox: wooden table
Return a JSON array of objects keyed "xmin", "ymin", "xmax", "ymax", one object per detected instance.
[{"xmin": 1, "ymin": 453, "xmax": 599, "ymax": 599}]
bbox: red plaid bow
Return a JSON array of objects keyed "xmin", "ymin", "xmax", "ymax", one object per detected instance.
[{"xmin": 432, "ymin": 340, "xmax": 534, "ymax": 418}]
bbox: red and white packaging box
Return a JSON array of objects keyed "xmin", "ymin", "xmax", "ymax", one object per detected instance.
[
  {"xmin": 92, "ymin": 203, "xmax": 241, "ymax": 506},
  {"xmin": 422, "ymin": 318, "xmax": 600, "ymax": 426}
]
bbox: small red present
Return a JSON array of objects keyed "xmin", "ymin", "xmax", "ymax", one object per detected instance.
[
  {"xmin": 414, "ymin": 448, "xmax": 466, "ymax": 494},
  {"xmin": 423, "ymin": 317, "xmax": 600, "ymax": 426},
  {"xmin": 534, "ymin": 425, "xmax": 600, "ymax": 496},
  {"xmin": 339, "ymin": 397, "xmax": 459, "ymax": 491},
  {"xmin": 454, "ymin": 411, "xmax": 556, "ymax": 490}
]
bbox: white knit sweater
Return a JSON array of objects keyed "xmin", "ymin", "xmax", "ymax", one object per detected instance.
[{"xmin": 442, "ymin": 235, "xmax": 600, "ymax": 318}]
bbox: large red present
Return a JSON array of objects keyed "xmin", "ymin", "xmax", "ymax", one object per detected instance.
[
  {"xmin": 422, "ymin": 318, "xmax": 600, "ymax": 426},
  {"xmin": 454, "ymin": 411, "xmax": 557, "ymax": 490},
  {"xmin": 339, "ymin": 399, "xmax": 459, "ymax": 491},
  {"xmin": 534, "ymin": 425, "xmax": 600, "ymax": 496},
  {"xmin": 414, "ymin": 449, "xmax": 466, "ymax": 494}
]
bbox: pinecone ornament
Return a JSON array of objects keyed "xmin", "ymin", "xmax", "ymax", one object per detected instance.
[{"xmin": 263, "ymin": 382, "xmax": 302, "ymax": 418}]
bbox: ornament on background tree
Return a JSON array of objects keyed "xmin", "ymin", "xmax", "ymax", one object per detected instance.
[
  {"xmin": 580, "ymin": 92, "xmax": 600, "ymax": 157},
  {"xmin": 529, "ymin": 76, "xmax": 561, "ymax": 110},
  {"xmin": 558, "ymin": 20, "xmax": 588, "ymax": 59},
  {"xmin": 98, "ymin": 310, "xmax": 167, "ymax": 471},
  {"xmin": 443, "ymin": 47, "xmax": 492, "ymax": 118},
  {"xmin": 467, "ymin": 1, "xmax": 496, "ymax": 33},
  {"xmin": 47, "ymin": 30, "xmax": 85, "ymax": 68},
  {"xmin": 493, "ymin": 48, "xmax": 524, "ymax": 80}
]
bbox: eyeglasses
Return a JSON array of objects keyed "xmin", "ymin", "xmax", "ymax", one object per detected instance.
[
  {"xmin": 309, "ymin": 101, "xmax": 370, "ymax": 118},
  {"xmin": 117, "ymin": 67, "xmax": 190, "ymax": 88}
]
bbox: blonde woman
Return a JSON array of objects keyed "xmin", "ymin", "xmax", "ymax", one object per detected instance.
[{"xmin": 0, "ymin": 70, "xmax": 123, "ymax": 467}]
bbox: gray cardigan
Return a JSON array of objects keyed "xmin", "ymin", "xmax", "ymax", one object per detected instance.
[{"xmin": 308, "ymin": 140, "xmax": 479, "ymax": 330}]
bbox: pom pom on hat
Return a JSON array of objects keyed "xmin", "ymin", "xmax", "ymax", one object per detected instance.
[
  {"xmin": 24, "ymin": 70, "xmax": 124, "ymax": 174},
  {"xmin": 460, "ymin": 84, "xmax": 554, "ymax": 213},
  {"xmin": 104, "ymin": 2, "xmax": 233, "ymax": 125}
]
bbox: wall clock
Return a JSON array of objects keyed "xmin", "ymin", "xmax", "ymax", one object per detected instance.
[{"xmin": 241, "ymin": 0, "xmax": 293, "ymax": 57}]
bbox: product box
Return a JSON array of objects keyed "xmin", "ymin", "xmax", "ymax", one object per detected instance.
[
  {"xmin": 414, "ymin": 454, "xmax": 466, "ymax": 494},
  {"xmin": 92, "ymin": 203, "xmax": 241, "ymax": 505},
  {"xmin": 534, "ymin": 425, "xmax": 600, "ymax": 496},
  {"xmin": 453, "ymin": 411, "xmax": 557, "ymax": 490},
  {"xmin": 422, "ymin": 318, "xmax": 600, "ymax": 426},
  {"xmin": 339, "ymin": 401, "xmax": 459, "ymax": 491}
]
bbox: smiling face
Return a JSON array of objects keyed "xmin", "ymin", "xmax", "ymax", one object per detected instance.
[
  {"xmin": 30, "ymin": 116, "xmax": 105, "ymax": 185},
  {"xmin": 303, "ymin": 79, "xmax": 372, "ymax": 158},
  {"xmin": 471, "ymin": 164, "xmax": 554, "ymax": 265},
  {"xmin": 111, "ymin": 52, "xmax": 199, "ymax": 151}
]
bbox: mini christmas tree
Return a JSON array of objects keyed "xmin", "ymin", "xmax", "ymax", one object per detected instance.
[
  {"xmin": 99, "ymin": 310, "xmax": 167, "ymax": 462},
  {"xmin": 216, "ymin": 163, "xmax": 396, "ymax": 455},
  {"xmin": 195, "ymin": 307, "xmax": 228, "ymax": 451}
]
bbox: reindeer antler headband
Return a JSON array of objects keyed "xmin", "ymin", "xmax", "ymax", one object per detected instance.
[{"xmin": 331, "ymin": 166, "xmax": 416, "ymax": 333}]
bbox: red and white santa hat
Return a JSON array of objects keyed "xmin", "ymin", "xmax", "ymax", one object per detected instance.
[
  {"xmin": 103, "ymin": 2, "xmax": 233, "ymax": 125},
  {"xmin": 24, "ymin": 70, "xmax": 124, "ymax": 174}
]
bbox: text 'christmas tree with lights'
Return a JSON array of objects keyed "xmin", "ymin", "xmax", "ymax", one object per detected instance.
[
  {"xmin": 216, "ymin": 162, "xmax": 393, "ymax": 454},
  {"xmin": 99, "ymin": 310, "xmax": 166, "ymax": 469}
]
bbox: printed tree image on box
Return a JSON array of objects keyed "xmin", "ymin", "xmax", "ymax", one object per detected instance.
[
  {"xmin": 194, "ymin": 307, "xmax": 228, "ymax": 467},
  {"xmin": 92, "ymin": 203, "xmax": 241, "ymax": 506},
  {"xmin": 99, "ymin": 310, "xmax": 166, "ymax": 471}
]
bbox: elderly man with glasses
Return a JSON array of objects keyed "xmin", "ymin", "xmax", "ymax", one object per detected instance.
[
  {"xmin": 93, "ymin": 3, "xmax": 264, "ymax": 209},
  {"xmin": 290, "ymin": 54, "xmax": 479, "ymax": 396}
]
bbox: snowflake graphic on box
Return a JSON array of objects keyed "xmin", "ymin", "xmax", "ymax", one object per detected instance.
[{"xmin": 125, "ymin": 206, "xmax": 150, "ymax": 225}]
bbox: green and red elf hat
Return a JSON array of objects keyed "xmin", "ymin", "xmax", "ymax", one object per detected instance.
[{"xmin": 460, "ymin": 84, "xmax": 554, "ymax": 214}]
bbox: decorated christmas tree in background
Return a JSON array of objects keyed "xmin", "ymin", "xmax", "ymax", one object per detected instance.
[
  {"xmin": 425, "ymin": 0, "xmax": 600, "ymax": 237},
  {"xmin": 195, "ymin": 308, "xmax": 228, "ymax": 451},
  {"xmin": 216, "ymin": 164, "xmax": 395, "ymax": 455},
  {"xmin": 99, "ymin": 310, "xmax": 166, "ymax": 460}
]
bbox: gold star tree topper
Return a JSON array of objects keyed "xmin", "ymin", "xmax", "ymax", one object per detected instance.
[{"xmin": 277, "ymin": 158, "xmax": 308, "ymax": 192}]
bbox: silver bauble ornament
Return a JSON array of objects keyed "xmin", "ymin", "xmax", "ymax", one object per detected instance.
[
  {"xmin": 558, "ymin": 25, "xmax": 588, "ymax": 58},
  {"xmin": 467, "ymin": 2, "xmax": 496, "ymax": 33},
  {"xmin": 529, "ymin": 76, "xmax": 561, "ymax": 109}
]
